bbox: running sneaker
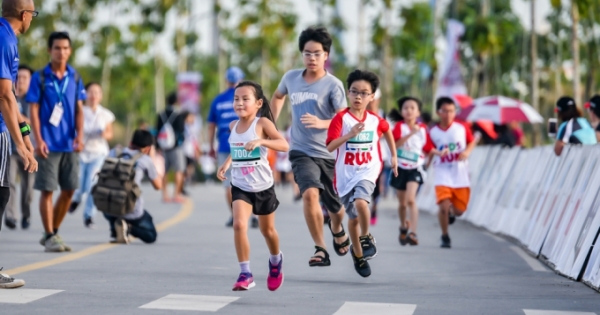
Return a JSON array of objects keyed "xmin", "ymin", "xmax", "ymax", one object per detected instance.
[
  {"xmin": 225, "ymin": 217, "xmax": 234, "ymax": 227},
  {"xmin": 359, "ymin": 234, "xmax": 377, "ymax": 260},
  {"xmin": 44, "ymin": 235, "xmax": 65, "ymax": 252},
  {"xmin": 267, "ymin": 254, "xmax": 284, "ymax": 291},
  {"xmin": 407, "ymin": 232, "xmax": 419, "ymax": 246},
  {"xmin": 251, "ymin": 217, "xmax": 259, "ymax": 229},
  {"xmin": 84, "ymin": 218, "xmax": 95, "ymax": 229},
  {"xmin": 399, "ymin": 228, "xmax": 409, "ymax": 246},
  {"xmin": 115, "ymin": 219, "xmax": 129, "ymax": 244},
  {"xmin": 449, "ymin": 213, "xmax": 456, "ymax": 225},
  {"xmin": 54, "ymin": 235, "xmax": 72, "ymax": 252},
  {"xmin": 370, "ymin": 216, "xmax": 377, "ymax": 226},
  {"xmin": 232, "ymin": 272, "xmax": 255, "ymax": 291},
  {"xmin": 350, "ymin": 247, "xmax": 371, "ymax": 278},
  {"xmin": 68, "ymin": 201, "xmax": 80, "ymax": 213},
  {"xmin": 21, "ymin": 217, "xmax": 30, "ymax": 230},
  {"xmin": 4, "ymin": 217, "xmax": 16, "ymax": 230},
  {"xmin": 440, "ymin": 234, "xmax": 451, "ymax": 248},
  {"xmin": 0, "ymin": 268, "xmax": 25, "ymax": 289}
]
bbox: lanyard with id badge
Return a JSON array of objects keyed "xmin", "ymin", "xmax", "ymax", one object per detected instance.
[
  {"xmin": 49, "ymin": 76, "xmax": 69, "ymax": 127},
  {"xmin": 230, "ymin": 144, "xmax": 261, "ymax": 167},
  {"xmin": 346, "ymin": 131, "xmax": 374, "ymax": 151}
]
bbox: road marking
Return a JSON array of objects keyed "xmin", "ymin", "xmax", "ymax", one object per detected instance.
[
  {"xmin": 523, "ymin": 310, "xmax": 597, "ymax": 315},
  {"xmin": 510, "ymin": 246, "xmax": 549, "ymax": 272},
  {"xmin": 333, "ymin": 302, "xmax": 417, "ymax": 315},
  {"xmin": 0, "ymin": 289, "xmax": 63, "ymax": 304},
  {"xmin": 139, "ymin": 294, "xmax": 239, "ymax": 312},
  {"xmin": 485, "ymin": 232, "xmax": 506, "ymax": 243},
  {"xmin": 4, "ymin": 199, "xmax": 193, "ymax": 276}
]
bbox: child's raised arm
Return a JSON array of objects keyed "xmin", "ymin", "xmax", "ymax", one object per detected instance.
[{"xmin": 244, "ymin": 117, "xmax": 289, "ymax": 152}]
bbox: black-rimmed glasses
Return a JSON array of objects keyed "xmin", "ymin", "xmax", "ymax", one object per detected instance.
[{"xmin": 21, "ymin": 10, "xmax": 39, "ymax": 17}]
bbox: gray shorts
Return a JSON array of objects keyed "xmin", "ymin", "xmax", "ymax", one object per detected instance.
[
  {"xmin": 164, "ymin": 147, "xmax": 186, "ymax": 173},
  {"xmin": 218, "ymin": 153, "xmax": 232, "ymax": 187},
  {"xmin": 289, "ymin": 150, "xmax": 342, "ymax": 213},
  {"xmin": 34, "ymin": 152, "xmax": 79, "ymax": 191},
  {"xmin": 341, "ymin": 180, "xmax": 376, "ymax": 219},
  {"xmin": 0, "ymin": 132, "xmax": 10, "ymax": 187}
]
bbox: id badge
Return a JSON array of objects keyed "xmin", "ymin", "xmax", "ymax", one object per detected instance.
[
  {"xmin": 230, "ymin": 145, "xmax": 261, "ymax": 167},
  {"xmin": 397, "ymin": 148, "xmax": 420, "ymax": 163},
  {"xmin": 49, "ymin": 102, "xmax": 64, "ymax": 127}
]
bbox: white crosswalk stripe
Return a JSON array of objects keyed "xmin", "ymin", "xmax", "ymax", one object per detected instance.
[
  {"xmin": 139, "ymin": 294, "xmax": 239, "ymax": 312},
  {"xmin": 523, "ymin": 310, "xmax": 597, "ymax": 315},
  {"xmin": 0, "ymin": 289, "xmax": 63, "ymax": 304},
  {"xmin": 332, "ymin": 302, "xmax": 417, "ymax": 315}
]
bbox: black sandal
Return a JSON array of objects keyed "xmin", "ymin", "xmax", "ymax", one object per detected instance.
[
  {"xmin": 328, "ymin": 219, "xmax": 350, "ymax": 256},
  {"xmin": 407, "ymin": 232, "xmax": 419, "ymax": 246},
  {"xmin": 308, "ymin": 245, "xmax": 331, "ymax": 267}
]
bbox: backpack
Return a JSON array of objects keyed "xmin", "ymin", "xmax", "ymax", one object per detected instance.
[
  {"xmin": 157, "ymin": 111, "xmax": 177, "ymax": 149},
  {"xmin": 91, "ymin": 149, "xmax": 143, "ymax": 217}
]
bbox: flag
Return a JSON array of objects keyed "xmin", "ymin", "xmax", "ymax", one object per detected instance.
[{"xmin": 435, "ymin": 19, "xmax": 467, "ymax": 101}]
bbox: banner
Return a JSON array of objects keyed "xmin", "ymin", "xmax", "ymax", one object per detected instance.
[
  {"xmin": 177, "ymin": 72, "xmax": 203, "ymax": 115},
  {"xmin": 435, "ymin": 19, "xmax": 467, "ymax": 101}
]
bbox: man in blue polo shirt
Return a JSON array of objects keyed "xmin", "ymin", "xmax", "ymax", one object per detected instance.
[
  {"xmin": 28, "ymin": 31, "xmax": 86, "ymax": 253},
  {"xmin": 0, "ymin": 0, "xmax": 38, "ymax": 289},
  {"xmin": 208, "ymin": 67, "xmax": 257, "ymax": 228}
]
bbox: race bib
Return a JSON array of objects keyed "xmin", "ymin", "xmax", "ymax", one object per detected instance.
[
  {"xmin": 231, "ymin": 145, "xmax": 261, "ymax": 167},
  {"xmin": 346, "ymin": 131, "xmax": 374, "ymax": 151},
  {"xmin": 49, "ymin": 102, "xmax": 64, "ymax": 127},
  {"xmin": 397, "ymin": 148, "xmax": 420, "ymax": 163}
]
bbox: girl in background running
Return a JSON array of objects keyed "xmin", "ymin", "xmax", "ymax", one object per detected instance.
[
  {"xmin": 217, "ymin": 81, "xmax": 288, "ymax": 292},
  {"xmin": 388, "ymin": 97, "xmax": 434, "ymax": 246}
]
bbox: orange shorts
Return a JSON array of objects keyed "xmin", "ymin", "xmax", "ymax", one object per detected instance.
[{"xmin": 435, "ymin": 186, "xmax": 471, "ymax": 215}]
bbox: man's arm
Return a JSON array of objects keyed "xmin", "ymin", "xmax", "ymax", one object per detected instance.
[
  {"xmin": 207, "ymin": 122, "xmax": 217, "ymax": 157},
  {"xmin": 0, "ymin": 79, "xmax": 36, "ymax": 171},
  {"xmin": 270, "ymin": 90, "xmax": 287, "ymax": 122},
  {"xmin": 73, "ymin": 100, "xmax": 84, "ymax": 152}
]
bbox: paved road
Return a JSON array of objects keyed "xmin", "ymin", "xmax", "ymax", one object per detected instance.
[{"xmin": 1, "ymin": 183, "xmax": 599, "ymax": 315}]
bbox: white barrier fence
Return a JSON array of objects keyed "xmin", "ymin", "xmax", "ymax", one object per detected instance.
[{"xmin": 417, "ymin": 145, "xmax": 600, "ymax": 292}]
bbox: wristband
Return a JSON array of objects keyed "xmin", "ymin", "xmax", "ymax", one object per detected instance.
[{"xmin": 19, "ymin": 122, "xmax": 31, "ymax": 137}]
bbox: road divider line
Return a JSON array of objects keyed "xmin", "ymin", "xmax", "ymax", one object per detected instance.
[
  {"xmin": 5, "ymin": 199, "xmax": 193, "ymax": 276},
  {"xmin": 510, "ymin": 246, "xmax": 549, "ymax": 272},
  {"xmin": 485, "ymin": 232, "xmax": 506, "ymax": 243}
]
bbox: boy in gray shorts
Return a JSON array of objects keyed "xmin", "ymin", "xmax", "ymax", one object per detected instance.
[{"xmin": 326, "ymin": 69, "xmax": 397, "ymax": 277}]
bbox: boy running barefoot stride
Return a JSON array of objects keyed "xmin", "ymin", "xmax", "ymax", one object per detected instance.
[
  {"xmin": 429, "ymin": 97, "xmax": 476, "ymax": 248},
  {"xmin": 326, "ymin": 70, "xmax": 398, "ymax": 277},
  {"xmin": 271, "ymin": 27, "xmax": 349, "ymax": 266}
]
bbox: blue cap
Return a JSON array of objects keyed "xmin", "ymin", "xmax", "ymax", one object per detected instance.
[{"xmin": 226, "ymin": 67, "xmax": 244, "ymax": 84}]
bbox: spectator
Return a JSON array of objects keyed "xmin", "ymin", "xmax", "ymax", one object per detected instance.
[
  {"xmin": 554, "ymin": 96, "xmax": 597, "ymax": 156},
  {"xmin": 182, "ymin": 113, "xmax": 201, "ymax": 192},
  {"xmin": 585, "ymin": 95, "xmax": 600, "ymax": 142},
  {"xmin": 509, "ymin": 122, "xmax": 525, "ymax": 147},
  {"xmin": 155, "ymin": 92, "xmax": 189, "ymax": 203},
  {"xmin": 5, "ymin": 65, "xmax": 34, "ymax": 230},
  {"xmin": 28, "ymin": 31, "xmax": 86, "ymax": 252},
  {"xmin": 493, "ymin": 124, "xmax": 516, "ymax": 148},
  {"xmin": 207, "ymin": 67, "xmax": 248, "ymax": 227},
  {"xmin": 103, "ymin": 129, "xmax": 163, "ymax": 244},
  {"xmin": 69, "ymin": 82, "xmax": 115, "ymax": 228}
]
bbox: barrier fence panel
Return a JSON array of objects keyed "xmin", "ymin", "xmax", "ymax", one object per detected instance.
[
  {"xmin": 540, "ymin": 146, "xmax": 596, "ymax": 272},
  {"xmin": 464, "ymin": 146, "xmax": 502, "ymax": 225}
]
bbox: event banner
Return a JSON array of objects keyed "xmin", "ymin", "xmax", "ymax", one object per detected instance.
[
  {"xmin": 177, "ymin": 72, "xmax": 203, "ymax": 115},
  {"xmin": 435, "ymin": 19, "xmax": 468, "ymax": 101}
]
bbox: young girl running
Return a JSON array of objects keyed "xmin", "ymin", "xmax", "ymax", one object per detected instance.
[
  {"xmin": 217, "ymin": 81, "xmax": 289, "ymax": 291},
  {"xmin": 389, "ymin": 97, "xmax": 435, "ymax": 246}
]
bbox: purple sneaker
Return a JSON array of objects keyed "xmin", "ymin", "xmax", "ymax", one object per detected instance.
[
  {"xmin": 232, "ymin": 272, "xmax": 255, "ymax": 291},
  {"xmin": 267, "ymin": 253, "xmax": 284, "ymax": 291}
]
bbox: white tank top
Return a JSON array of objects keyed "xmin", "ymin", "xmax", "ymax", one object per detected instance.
[{"xmin": 229, "ymin": 117, "xmax": 273, "ymax": 192}]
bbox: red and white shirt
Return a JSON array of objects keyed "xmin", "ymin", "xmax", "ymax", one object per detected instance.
[
  {"xmin": 392, "ymin": 122, "xmax": 434, "ymax": 169},
  {"xmin": 326, "ymin": 109, "xmax": 390, "ymax": 196},
  {"xmin": 429, "ymin": 121, "xmax": 475, "ymax": 188}
]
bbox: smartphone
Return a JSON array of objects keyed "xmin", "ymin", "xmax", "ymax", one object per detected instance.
[{"xmin": 548, "ymin": 118, "xmax": 557, "ymax": 137}]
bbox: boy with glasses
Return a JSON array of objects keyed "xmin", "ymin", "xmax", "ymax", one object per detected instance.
[{"xmin": 271, "ymin": 26, "xmax": 349, "ymax": 267}]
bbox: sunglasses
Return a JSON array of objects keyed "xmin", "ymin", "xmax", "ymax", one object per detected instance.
[{"xmin": 21, "ymin": 10, "xmax": 39, "ymax": 17}]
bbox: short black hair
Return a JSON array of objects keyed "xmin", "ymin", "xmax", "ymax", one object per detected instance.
[
  {"xmin": 131, "ymin": 129, "xmax": 154, "ymax": 149},
  {"xmin": 436, "ymin": 96, "xmax": 455, "ymax": 111},
  {"xmin": 421, "ymin": 112, "xmax": 432, "ymax": 124},
  {"xmin": 346, "ymin": 69, "xmax": 379, "ymax": 93},
  {"xmin": 397, "ymin": 96, "xmax": 423, "ymax": 111},
  {"xmin": 48, "ymin": 31, "xmax": 71, "ymax": 49},
  {"xmin": 166, "ymin": 91, "xmax": 177, "ymax": 106},
  {"xmin": 18, "ymin": 65, "xmax": 33, "ymax": 75},
  {"xmin": 85, "ymin": 82, "xmax": 101, "ymax": 90},
  {"xmin": 299, "ymin": 26, "xmax": 332, "ymax": 53}
]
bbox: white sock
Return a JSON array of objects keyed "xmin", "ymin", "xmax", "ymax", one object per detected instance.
[
  {"xmin": 240, "ymin": 261, "xmax": 251, "ymax": 274},
  {"xmin": 269, "ymin": 252, "xmax": 282, "ymax": 265}
]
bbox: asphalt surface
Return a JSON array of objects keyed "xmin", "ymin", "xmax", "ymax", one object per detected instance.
[{"xmin": 1, "ymin": 182, "xmax": 599, "ymax": 315}]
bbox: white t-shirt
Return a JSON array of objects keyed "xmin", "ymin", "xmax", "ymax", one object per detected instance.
[
  {"xmin": 275, "ymin": 127, "xmax": 292, "ymax": 172},
  {"xmin": 108, "ymin": 147, "xmax": 159, "ymax": 220},
  {"xmin": 81, "ymin": 105, "xmax": 115, "ymax": 163},
  {"xmin": 326, "ymin": 109, "xmax": 390, "ymax": 196},
  {"xmin": 429, "ymin": 121, "xmax": 474, "ymax": 188},
  {"xmin": 392, "ymin": 122, "xmax": 434, "ymax": 169}
]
